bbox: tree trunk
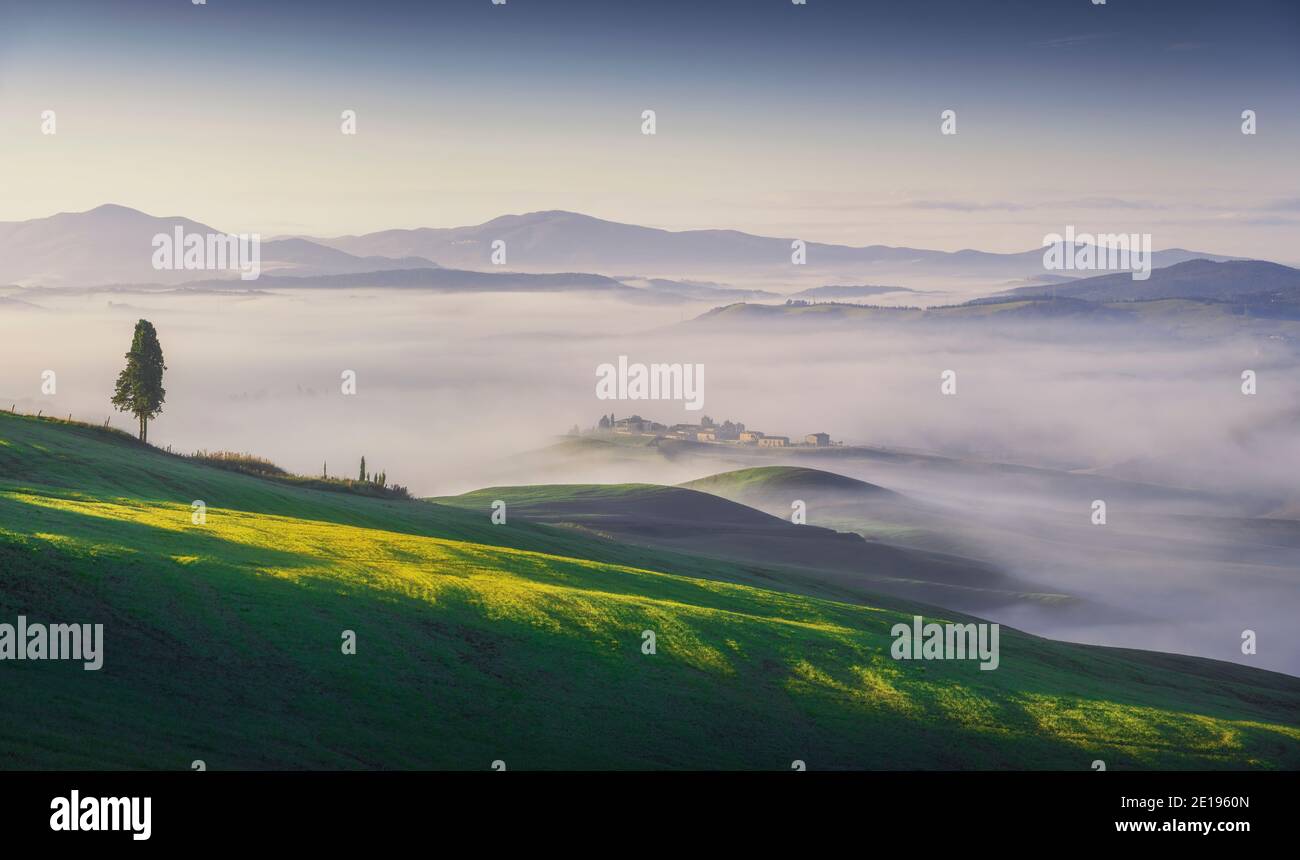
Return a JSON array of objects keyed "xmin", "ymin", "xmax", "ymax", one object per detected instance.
[{"xmin": 140, "ymin": 414, "xmax": 147, "ymax": 443}]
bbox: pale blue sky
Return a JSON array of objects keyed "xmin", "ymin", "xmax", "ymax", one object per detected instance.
[{"xmin": 0, "ymin": 0, "xmax": 1296, "ymax": 258}]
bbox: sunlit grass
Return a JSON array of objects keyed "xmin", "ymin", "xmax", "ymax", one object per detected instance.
[{"xmin": 1, "ymin": 410, "xmax": 1298, "ymax": 769}]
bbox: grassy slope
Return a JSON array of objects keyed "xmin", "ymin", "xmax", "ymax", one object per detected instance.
[
  {"xmin": 432, "ymin": 481, "xmax": 1050, "ymax": 613},
  {"xmin": 680, "ymin": 465, "xmax": 954, "ymax": 548},
  {"xmin": 2, "ymin": 413, "xmax": 1299, "ymax": 770},
  {"xmin": 678, "ymin": 465, "xmax": 1022, "ymax": 574},
  {"xmin": 682, "ymin": 465, "xmax": 895, "ymax": 498}
]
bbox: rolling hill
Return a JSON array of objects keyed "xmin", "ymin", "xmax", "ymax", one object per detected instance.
[
  {"xmin": 679, "ymin": 466, "xmax": 959, "ymax": 550},
  {"xmin": 692, "ymin": 293, "xmax": 1300, "ymax": 334},
  {"xmin": 691, "ymin": 260, "xmax": 1300, "ymax": 330},
  {"xmin": 2, "ymin": 412, "xmax": 1299, "ymax": 769},
  {"xmin": 999, "ymin": 259, "xmax": 1300, "ymax": 303},
  {"xmin": 787, "ymin": 285, "xmax": 921, "ymax": 301},
  {"xmin": 681, "ymin": 465, "xmax": 899, "ymax": 502},
  {"xmin": 429, "ymin": 481, "xmax": 1047, "ymax": 614}
]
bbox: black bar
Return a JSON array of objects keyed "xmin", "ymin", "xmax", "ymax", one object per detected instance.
[{"xmin": 3, "ymin": 771, "xmax": 1288, "ymax": 846}]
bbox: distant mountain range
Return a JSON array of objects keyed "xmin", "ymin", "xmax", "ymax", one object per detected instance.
[
  {"xmin": 305, "ymin": 209, "xmax": 1239, "ymax": 281},
  {"xmin": 694, "ymin": 260, "xmax": 1300, "ymax": 330},
  {"xmin": 0, "ymin": 204, "xmax": 437, "ymax": 287},
  {"xmin": 0, "ymin": 204, "xmax": 1246, "ymax": 289}
]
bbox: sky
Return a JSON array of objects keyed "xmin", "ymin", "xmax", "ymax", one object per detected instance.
[{"xmin": 0, "ymin": 0, "xmax": 1297, "ymax": 258}]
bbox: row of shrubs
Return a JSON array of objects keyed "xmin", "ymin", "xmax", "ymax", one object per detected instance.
[
  {"xmin": 6, "ymin": 406, "xmax": 145, "ymax": 444},
  {"xmin": 183, "ymin": 450, "xmax": 413, "ymax": 500},
  {"xmin": 187, "ymin": 450, "xmax": 288, "ymax": 476},
  {"xmin": 4, "ymin": 409, "xmax": 413, "ymax": 501}
]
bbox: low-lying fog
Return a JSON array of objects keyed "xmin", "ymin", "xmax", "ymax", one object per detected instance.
[{"xmin": 4, "ymin": 286, "xmax": 1298, "ymax": 673}]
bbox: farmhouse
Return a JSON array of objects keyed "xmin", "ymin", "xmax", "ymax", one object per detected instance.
[
  {"xmin": 586, "ymin": 414, "xmax": 831, "ymax": 449},
  {"xmin": 603, "ymin": 414, "xmax": 667, "ymax": 434}
]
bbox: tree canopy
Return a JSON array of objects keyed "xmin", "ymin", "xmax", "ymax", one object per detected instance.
[{"xmin": 111, "ymin": 319, "xmax": 166, "ymax": 442}]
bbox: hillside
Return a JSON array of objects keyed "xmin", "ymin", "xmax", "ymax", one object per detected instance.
[
  {"xmin": 2, "ymin": 413, "xmax": 1299, "ymax": 769},
  {"xmin": 691, "ymin": 260, "xmax": 1300, "ymax": 330},
  {"xmin": 679, "ymin": 466, "xmax": 953, "ymax": 550},
  {"xmin": 430, "ymin": 481, "xmax": 1051, "ymax": 613},
  {"xmin": 999, "ymin": 259, "xmax": 1300, "ymax": 304},
  {"xmin": 788, "ymin": 285, "xmax": 919, "ymax": 301},
  {"xmin": 692, "ymin": 293, "xmax": 1300, "ymax": 336},
  {"xmin": 682, "ymin": 465, "xmax": 898, "ymax": 502}
]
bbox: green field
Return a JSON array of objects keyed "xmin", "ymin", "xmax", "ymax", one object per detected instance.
[
  {"xmin": 682, "ymin": 465, "xmax": 893, "ymax": 498},
  {"xmin": 1, "ymin": 412, "xmax": 1298, "ymax": 769}
]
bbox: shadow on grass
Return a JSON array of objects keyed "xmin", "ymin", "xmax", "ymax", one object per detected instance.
[{"xmin": 1, "ymin": 495, "xmax": 1298, "ymax": 771}]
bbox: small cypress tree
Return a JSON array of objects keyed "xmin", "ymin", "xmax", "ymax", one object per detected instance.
[{"xmin": 110, "ymin": 319, "xmax": 166, "ymax": 443}]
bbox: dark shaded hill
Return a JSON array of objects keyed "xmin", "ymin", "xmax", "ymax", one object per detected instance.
[
  {"xmin": 434, "ymin": 482, "xmax": 1063, "ymax": 612},
  {"xmin": 682, "ymin": 465, "xmax": 898, "ymax": 502},
  {"xmin": 1001, "ymin": 259, "xmax": 1300, "ymax": 303}
]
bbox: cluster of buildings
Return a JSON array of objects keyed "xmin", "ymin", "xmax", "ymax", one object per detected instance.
[{"xmin": 587, "ymin": 413, "xmax": 834, "ymax": 448}]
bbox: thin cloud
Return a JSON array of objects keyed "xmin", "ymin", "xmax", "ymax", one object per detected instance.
[
  {"xmin": 887, "ymin": 198, "xmax": 1172, "ymax": 212},
  {"xmin": 1033, "ymin": 33, "xmax": 1113, "ymax": 49}
]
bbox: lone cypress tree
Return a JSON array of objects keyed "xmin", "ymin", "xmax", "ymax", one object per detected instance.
[
  {"xmin": 359, "ymin": 456, "xmax": 366, "ymax": 482},
  {"xmin": 111, "ymin": 319, "xmax": 166, "ymax": 443}
]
